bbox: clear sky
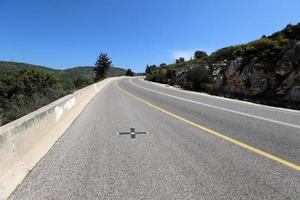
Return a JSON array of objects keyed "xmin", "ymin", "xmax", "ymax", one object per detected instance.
[{"xmin": 0, "ymin": 0, "xmax": 300, "ymax": 72}]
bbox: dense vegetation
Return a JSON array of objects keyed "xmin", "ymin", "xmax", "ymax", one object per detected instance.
[
  {"xmin": 125, "ymin": 69, "xmax": 134, "ymax": 76},
  {"xmin": 0, "ymin": 69, "xmax": 69, "ymax": 125},
  {"xmin": 0, "ymin": 61, "xmax": 126, "ymax": 125},
  {"xmin": 146, "ymin": 23, "xmax": 300, "ymax": 109}
]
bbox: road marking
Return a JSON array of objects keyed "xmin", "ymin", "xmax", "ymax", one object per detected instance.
[
  {"xmin": 142, "ymin": 78, "xmax": 300, "ymax": 115},
  {"xmin": 129, "ymin": 79, "xmax": 300, "ymax": 129},
  {"xmin": 116, "ymin": 81, "xmax": 300, "ymax": 171},
  {"xmin": 118, "ymin": 128, "xmax": 148, "ymax": 140}
]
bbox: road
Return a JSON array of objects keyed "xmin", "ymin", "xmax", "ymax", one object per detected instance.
[{"xmin": 9, "ymin": 77, "xmax": 300, "ymax": 199}]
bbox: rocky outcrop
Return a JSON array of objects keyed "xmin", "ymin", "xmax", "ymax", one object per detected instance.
[
  {"xmin": 146, "ymin": 23, "xmax": 300, "ymax": 109},
  {"xmin": 208, "ymin": 41, "xmax": 300, "ymax": 107},
  {"xmin": 174, "ymin": 41, "xmax": 299, "ymax": 108}
]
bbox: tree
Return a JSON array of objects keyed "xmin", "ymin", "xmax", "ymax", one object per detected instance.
[
  {"xmin": 94, "ymin": 53, "xmax": 112, "ymax": 81},
  {"xmin": 176, "ymin": 57, "xmax": 185, "ymax": 64},
  {"xmin": 194, "ymin": 50, "xmax": 208, "ymax": 59},
  {"xmin": 145, "ymin": 65, "xmax": 150, "ymax": 74},
  {"xmin": 159, "ymin": 63, "xmax": 167, "ymax": 67},
  {"xmin": 125, "ymin": 69, "xmax": 134, "ymax": 76},
  {"xmin": 145, "ymin": 64, "xmax": 157, "ymax": 74}
]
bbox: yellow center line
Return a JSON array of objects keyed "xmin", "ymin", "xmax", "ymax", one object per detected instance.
[{"xmin": 116, "ymin": 80, "xmax": 300, "ymax": 171}]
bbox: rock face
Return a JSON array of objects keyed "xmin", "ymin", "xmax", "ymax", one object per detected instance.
[
  {"xmin": 208, "ymin": 41, "xmax": 300, "ymax": 106},
  {"xmin": 146, "ymin": 23, "xmax": 300, "ymax": 109},
  {"xmin": 171, "ymin": 41, "xmax": 299, "ymax": 108}
]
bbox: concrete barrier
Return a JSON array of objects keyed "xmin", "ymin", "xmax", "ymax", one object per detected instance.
[{"xmin": 0, "ymin": 77, "xmax": 121, "ymax": 200}]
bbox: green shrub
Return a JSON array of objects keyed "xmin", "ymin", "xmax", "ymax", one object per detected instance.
[
  {"xmin": 73, "ymin": 77, "xmax": 93, "ymax": 89},
  {"xmin": 208, "ymin": 46, "xmax": 241, "ymax": 62},
  {"xmin": 0, "ymin": 69, "xmax": 68, "ymax": 125},
  {"xmin": 176, "ymin": 57, "xmax": 185, "ymax": 64},
  {"xmin": 268, "ymin": 23, "xmax": 300, "ymax": 41},
  {"xmin": 145, "ymin": 65, "xmax": 157, "ymax": 75},
  {"xmin": 125, "ymin": 69, "xmax": 134, "ymax": 76},
  {"xmin": 184, "ymin": 66, "xmax": 211, "ymax": 90},
  {"xmin": 199, "ymin": 83, "xmax": 213, "ymax": 92},
  {"xmin": 194, "ymin": 51, "xmax": 208, "ymax": 59},
  {"xmin": 243, "ymin": 38, "xmax": 280, "ymax": 56}
]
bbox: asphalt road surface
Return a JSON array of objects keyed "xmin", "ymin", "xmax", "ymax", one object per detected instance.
[{"xmin": 10, "ymin": 77, "xmax": 300, "ymax": 200}]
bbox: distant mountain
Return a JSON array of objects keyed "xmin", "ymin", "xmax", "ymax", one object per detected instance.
[
  {"xmin": 0, "ymin": 61, "xmax": 127, "ymax": 81},
  {"xmin": 58, "ymin": 66, "xmax": 126, "ymax": 81},
  {"xmin": 0, "ymin": 61, "xmax": 56, "ymax": 73}
]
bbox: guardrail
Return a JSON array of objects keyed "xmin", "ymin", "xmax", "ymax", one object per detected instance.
[{"xmin": 0, "ymin": 77, "xmax": 121, "ymax": 200}]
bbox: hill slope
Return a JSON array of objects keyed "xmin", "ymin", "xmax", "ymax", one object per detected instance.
[
  {"xmin": 146, "ymin": 23, "xmax": 300, "ymax": 109},
  {"xmin": 0, "ymin": 61, "xmax": 126, "ymax": 80},
  {"xmin": 0, "ymin": 62, "xmax": 126, "ymax": 125},
  {"xmin": 0, "ymin": 61, "xmax": 56, "ymax": 74},
  {"xmin": 58, "ymin": 66, "xmax": 126, "ymax": 81}
]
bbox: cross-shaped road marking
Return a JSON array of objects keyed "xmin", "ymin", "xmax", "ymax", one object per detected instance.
[{"xmin": 117, "ymin": 128, "xmax": 148, "ymax": 140}]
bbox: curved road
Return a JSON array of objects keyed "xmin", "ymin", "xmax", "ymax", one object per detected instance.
[{"xmin": 10, "ymin": 77, "xmax": 300, "ymax": 199}]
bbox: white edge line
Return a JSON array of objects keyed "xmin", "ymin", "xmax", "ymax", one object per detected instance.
[
  {"xmin": 129, "ymin": 79, "xmax": 300, "ymax": 129},
  {"xmin": 141, "ymin": 78, "xmax": 300, "ymax": 115}
]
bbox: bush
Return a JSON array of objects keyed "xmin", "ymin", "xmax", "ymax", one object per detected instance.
[
  {"xmin": 184, "ymin": 66, "xmax": 211, "ymax": 90},
  {"xmin": 208, "ymin": 36, "xmax": 290, "ymax": 65},
  {"xmin": 73, "ymin": 77, "xmax": 93, "ymax": 89},
  {"xmin": 0, "ymin": 69, "xmax": 68, "ymax": 125},
  {"xmin": 244, "ymin": 38, "xmax": 279, "ymax": 55},
  {"xmin": 145, "ymin": 65, "xmax": 157, "ymax": 75},
  {"xmin": 176, "ymin": 57, "xmax": 185, "ymax": 64},
  {"xmin": 125, "ymin": 69, "xmax": 134, "ymax": 76},
  {"xmin": 208, "ymin": 46, "xmax": 241, "ymax": 62},
  {"xmin": 269, "ymin": 23, "xmax": 300, "ymax": 41},
  {"xmin": 159, "ymin": 63, "xmax": 167, "ymax": 67},
  {"xmin": 199, "ymin": 83, "xmax": 213, "ymax": 92},
  {"xmin": 194, "ymin": 51, "xmax": 208, "ymax": 59}
]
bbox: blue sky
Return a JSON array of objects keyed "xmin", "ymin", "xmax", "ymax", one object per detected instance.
[{"xmin": 0, "ymin": 0, "xmax": 299, "ymax": 72}]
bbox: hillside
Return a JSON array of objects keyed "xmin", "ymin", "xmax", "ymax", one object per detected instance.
[
  {"xmin": 0, "ymin": 62, "xmax": 126, "ymax": 125},
  {"xmin": 0, "ymin": 61, "xmax": 126, "ymax": 80},
  {"xmin": 58, "ymin": 66, "xmax": 126, "ymax": 81},
  {"xmin": 0, "ymin": 61, "xmax": 56, "ymax": 75},
  {"xmin": 146, "ymin": 23, "xmax": 300, "ymax": 109}
]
